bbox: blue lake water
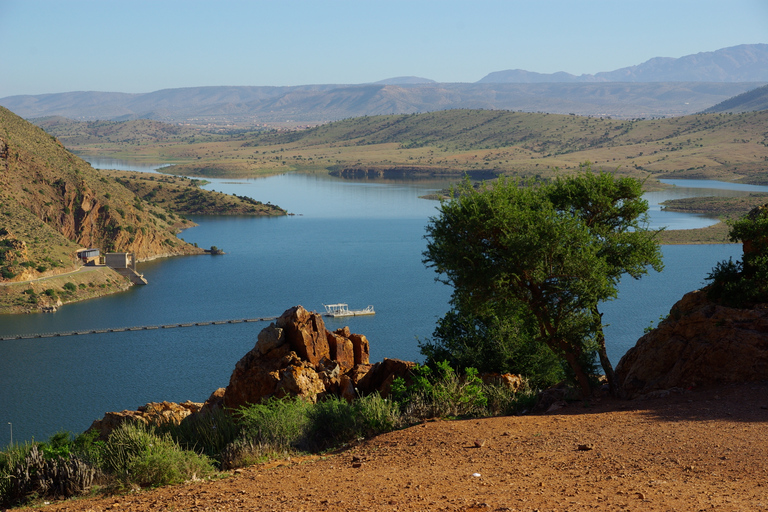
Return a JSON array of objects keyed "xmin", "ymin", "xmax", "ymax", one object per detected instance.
[{"xmin": 2, "ymin": 163, "xmax": 763, "ymax": 446}]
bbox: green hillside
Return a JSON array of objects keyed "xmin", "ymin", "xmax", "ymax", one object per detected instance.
[{"xmin": 0, "ymin": 106, "xmax": 208, "ymax": 312}]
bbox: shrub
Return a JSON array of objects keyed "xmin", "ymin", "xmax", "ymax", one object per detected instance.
[
  {"xmin": 126, "ymin": 442, "xmax": 213, "ymax": 488},
  {"xmin": 236, "ymin": 397, "xmax": 311, "ymax": 453},
  {"xmin": 63, "ymin": 282, "xmax": 77, "ymax": 292},
  {"xmin": 101, "ymin": 422, "xmax": 213, "ymax": 488},
  {"xmin": 164, "ymin": 408, "xmax": 240, "ymax": 463},
  {"xmin": 0, "ymin": 434, "xmax": 98, "ymax": 508},
  {"xmin": 353, "ymin": 393, "xmax": 402, "ymax": 438},
  {"xmin": 420, "ymin": 309, "xmax": 564, "ymax": 388},
  {"xmin": 393, "ymin": 361, "xmax": 487, "ymax": 420}
]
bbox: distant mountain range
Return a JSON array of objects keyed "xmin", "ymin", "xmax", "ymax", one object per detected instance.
[
  {"xmin": 2, "ymin": 44, "xmax": 766, "ymax": 123},
  {"xmin": 478, "ymin": 44, "xmax": 768, "ymax": 83}
]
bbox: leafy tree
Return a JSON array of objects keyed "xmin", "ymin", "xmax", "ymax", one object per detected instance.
[
  {"xmin": 424, "ymin": 168, "xmax": 662, "ymax": 397},
  {"xmin": 544, "ymin": 165, "xmax": 663, "ymax": 395},
  {"xmin": 707, "ymin": 204, "xmax": 768, "ymax": 307},
  {"xmin": 424, "ymin": 177, "xmax": 614, "ymax": 396},
  {"xmin": 419, "ymin": 303, "xmax": 564, "ymax": 389}
]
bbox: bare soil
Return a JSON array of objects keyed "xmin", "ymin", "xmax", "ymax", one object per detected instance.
[{"xmin": 24, "ymin": 382, "xmax": 768, "ymax": 511}]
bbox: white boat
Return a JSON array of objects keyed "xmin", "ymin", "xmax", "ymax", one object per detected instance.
[{"xmin": 322, "ymin": 303, "xmax": 375, "ymax": 317}]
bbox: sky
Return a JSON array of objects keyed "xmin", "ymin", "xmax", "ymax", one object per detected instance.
[{"xmin": 1, "ymin": 0, "xmax": 767, "ymax": 98}]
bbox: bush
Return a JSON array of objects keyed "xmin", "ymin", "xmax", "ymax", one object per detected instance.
[
  {"xmin": 392, "ymin": 361, "xmax": 487, "ymax": 420},
  {"xmin": 420, "ymin": 309, "xmax": 564, "ymax": 389},
  {"xmin": 707, "ymin": 205, "xmax": 768, "ymax": 307},
  {"xmin": 164, "ymin": 408, "xmax": 240, "ymax": 463},
  {"xmin": 102, "ymin": 422, "xmax": 214, "ymax": 488},
  {"xmin": 393, "ymin": 361, "xmax": 536, "ymax": 421},
  {"xmin": 304, "ymin": 394, "xmax": 401, "ymax": 451},
  {"xmin": 0, "ymin": 433, "xmax": 98, "ymax": 507},
  {"xmin": 127, "ymin": 442, "xmax": 213, "ymax": 488},
  {"xmin": 236, "ymin": 397, "xmax": 312, "ymax": 453}
]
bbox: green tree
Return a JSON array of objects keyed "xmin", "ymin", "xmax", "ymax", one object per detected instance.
[
  {"xmin": 424, "ymin": 177, "xmax": 614, "ymax": 396},
  {"xmin": 707, "ymin": 204, "xmax": 768, "ymax": 307},
  {"xmin": 544, "ymin": 165, "xmax": 663, "ymax": 396},
  {"xmin": 419, "ymin": 305, "xmax": 564, "ymax": 388},
  {"xmin": 423, "ymin": 168, "xmax": 662, "ymax": 397}
]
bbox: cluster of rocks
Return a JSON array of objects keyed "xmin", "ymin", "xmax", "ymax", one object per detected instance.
[
  {"xmin": 616, "ymin": 287, "xmax": 768, "ymax": 399},
  {"xmin": 216, "ymin": 305, "xmax": 416, "ymax": 410},
  {"xmin": 90, "ymin": 306, "xmax": 417, "ymax": 437}
]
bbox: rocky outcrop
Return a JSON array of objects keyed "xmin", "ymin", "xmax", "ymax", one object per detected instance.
[
  {"xmin": 615, "ymin": 288, "xmax": 768, "ymax": 398},
  {"xmin": 88, "ymin": 400, "xmax": 202, "ymax": 440},
  {"xmin": 89, "ymin": 305, "xmax": 530, "ymax": 439},
  {"xmin": 222, "ymin": 305, "xmax": 397, "ymax": 409}
]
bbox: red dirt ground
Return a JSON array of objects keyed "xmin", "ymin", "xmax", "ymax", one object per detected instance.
[{"xmin": 20, "ymin": 381, "xmax": 768, "ymax": 511}]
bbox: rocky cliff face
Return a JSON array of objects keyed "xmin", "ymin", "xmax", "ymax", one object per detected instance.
[
  {"xmin": 615, "ymin": 287, "xmax": 768, "ymax": 398},
  {"xmin": 0, "ymin": 106, "xmax": 202, "ymax": 284}
]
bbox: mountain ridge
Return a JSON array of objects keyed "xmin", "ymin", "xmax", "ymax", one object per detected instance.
[
  {"xmin": 478, "ymin": 44, "xmax": 768, "ymax": 83},
  {"xmin": 1, "ymin": 44, "xmax": 766, "ymax": 124}
]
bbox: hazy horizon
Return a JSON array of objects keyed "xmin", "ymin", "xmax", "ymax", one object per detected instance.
[{"xmin": 1, "ymin": 0, "xmax": 767, "ymax": 98}]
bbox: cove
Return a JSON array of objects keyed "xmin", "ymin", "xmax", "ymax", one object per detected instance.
[{"xmin": 2, "ymin": 165, "xmax": 764, "ymax": 446}]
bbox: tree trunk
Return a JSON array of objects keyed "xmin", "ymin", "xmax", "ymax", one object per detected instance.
[
  {"xmin": 592, "ymin": 306, "xmax": 621, "ymax": 398},
  {"xmin": 553, "ymin": 338, "xmax": 592, "ymax": 398}
]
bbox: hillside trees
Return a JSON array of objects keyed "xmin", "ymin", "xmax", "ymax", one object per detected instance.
[
  {"xmin": 423, "ymin": 167, "xmax": 662, "ymax": 396},
  {"xmin": 707, "ymin": 203, "xmax": 768, "ymax": 307}
]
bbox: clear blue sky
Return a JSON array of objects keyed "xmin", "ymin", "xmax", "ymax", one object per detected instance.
[{"xmin": 1, "ymin": 0, "xmax": 767, "ymax": 97}]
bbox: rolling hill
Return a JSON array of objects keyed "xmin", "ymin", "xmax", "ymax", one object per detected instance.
[
  {"xmin": 704, "ymin": 83, "xmax": 768, "ymax": 113},
  {"xmin": 40, "ymin": 108, "xmax": 768, "ymax": 188},
  {"xmin": 0, "ymin": 106, "xmax": 207, "ymax": 311}
]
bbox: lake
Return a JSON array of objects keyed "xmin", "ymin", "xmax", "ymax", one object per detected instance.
[{"xmin": 1, "ymin": 164, "xmax": 760, "ymax": 446}]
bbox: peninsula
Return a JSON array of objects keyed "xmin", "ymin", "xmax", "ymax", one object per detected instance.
[{"xmin": 0, "ymin": 107, "xmax": 286, "ymax": 314}]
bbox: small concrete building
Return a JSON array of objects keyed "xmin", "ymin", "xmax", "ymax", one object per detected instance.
[
  {"xmin": 76, "ymin": 248, "xmax": 100, "ymax": 266},
  {"xmin": 105, "ymin": 252, "xmax": 136, "ymax": 271},
  {"xmin": 105, "ymin": 252, "xmax": 146, "ymax": 285}
]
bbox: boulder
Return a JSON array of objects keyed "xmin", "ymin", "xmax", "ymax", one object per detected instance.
[
  {"xmin": 357, "ymin": 358, "xmax": 416, "ymax": 397},
  {"xmin": 615, "ymin": 288, "xmax": 768, "ymax": 398},
  {"xmin": 222, "ymin": 306, "xmax": 386, "ymax": 408},
  {"xmin": 200, "ymin": 387, "xmax": 226, "ymax": 414},
  {"xmin": 277, "ymin": 363, "xmax": 327, "ymax": 400},
  {"xmin": 88, "ymin": 400, "xmax": 202, "ymax": 440},
  {"xmin": 277, "ymin": 306, "xmax": 330, "ymax": 365},
  {"xmin": 93, "ymin": 305, "xmax": 412, "ymax": 430},
  {"xmin": 327, "ymin": 329, "xmax": 355, "ymax": 370},
  {"xmin": 349, "ymin": 333, "xmax": 371, "ymax": 365}
]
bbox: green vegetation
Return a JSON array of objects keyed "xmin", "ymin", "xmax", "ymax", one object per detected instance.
[
  {"xmin": 98, "ymin": 169, "xmax": 287, "ymax": 216},
  {"xmin": 707, "ymin": 204, "xmax": 768, "ymax": 307},
  {"xmin": 1, "ymin": 369, "xmax": 533, "ymax": 508},
  {"xmin": 423, "ymin": 170, "xmax": 662, "ymax": 396}
]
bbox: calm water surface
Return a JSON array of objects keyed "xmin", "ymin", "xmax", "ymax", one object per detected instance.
[{"xmin": 1, "ymin": 164, "xmax": 763, "ymax": 445}]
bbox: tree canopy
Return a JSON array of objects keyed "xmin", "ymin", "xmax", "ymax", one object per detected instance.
[{"xmin": 423, "ymin": 166, "xmax": 663, "ymax": 396}]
